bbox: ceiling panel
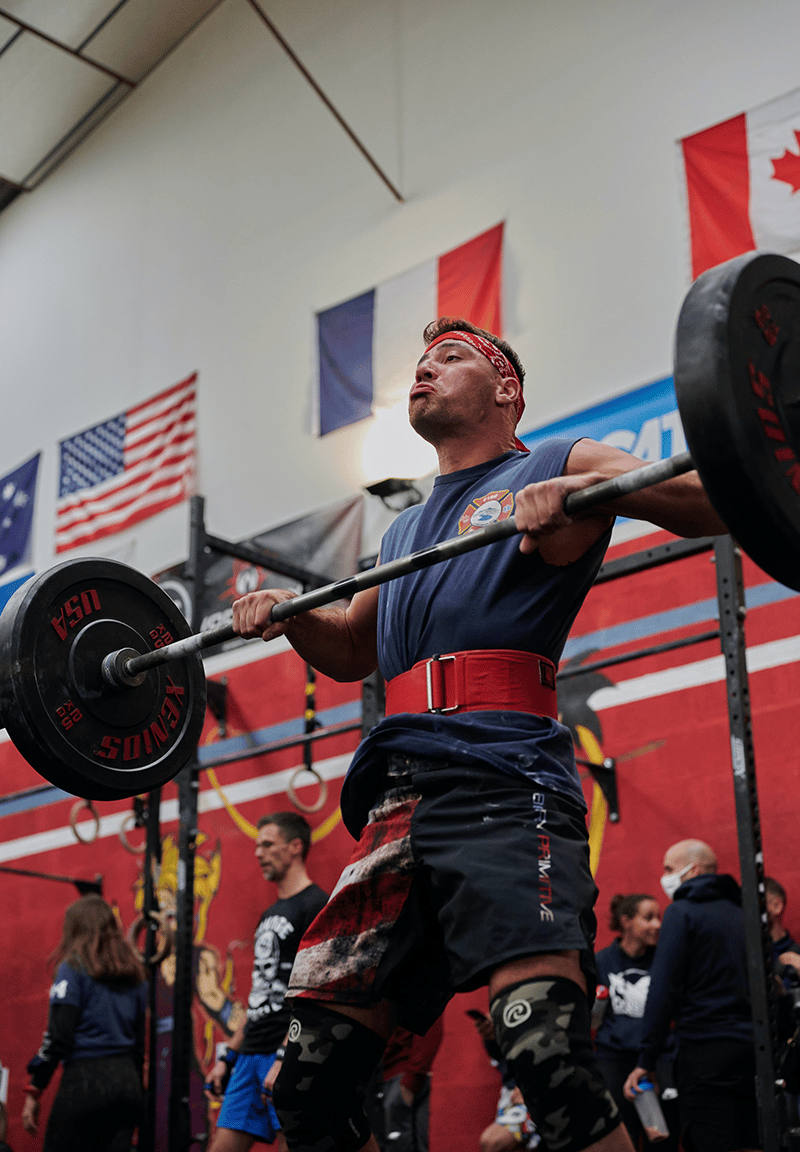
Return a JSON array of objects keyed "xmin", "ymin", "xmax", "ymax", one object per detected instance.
[
  {"xmin": 0, "ymin": 13, "xmax": 21, "ymax": 51},
  {"xmin": 0, "ymin": 32, "xmax": 116, "ymax": 182},
  {"xmin": 0, "ymin": 0, "xmax": 225, "ymax": 207},
  {"xmin": 0, "ymin": 0, "xmax": 122, "ymax": 51},
  {"xmin": 84, "ymin": 0, "xmax": 222, "ymax": 80}
]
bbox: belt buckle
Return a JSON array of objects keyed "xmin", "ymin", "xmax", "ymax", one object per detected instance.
[{"xmin": 425, "ymin": 654, "xmax": 458, "ymax": 713}]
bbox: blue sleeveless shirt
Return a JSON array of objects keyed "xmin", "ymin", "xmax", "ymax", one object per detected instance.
[{"xmin": 340, "ymin": 441, "xmax": 612, "ymax": 836}]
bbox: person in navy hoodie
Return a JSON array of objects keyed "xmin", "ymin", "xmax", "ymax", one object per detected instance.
[
  {"xmin": 22, "ymin": 894, "xmax": 147, "ymax": 1152},
  {"xmin": 623, "ymin": 840, "xmax": 758, "ymax": 1152},
  {"xmin": 594, "ymin": 894, "xmax": 679, "ymax": 1149},
  {"xmin": 764, "ymin": 876, "xmax": 800, "ymax": 987}
]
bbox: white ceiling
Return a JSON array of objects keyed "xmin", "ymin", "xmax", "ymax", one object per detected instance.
[{"xmin": 0, "ymin": 0, "xmax": 226, "ymax": 212}]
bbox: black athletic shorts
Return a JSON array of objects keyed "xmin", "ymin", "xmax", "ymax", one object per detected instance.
[
  {"xmin": 289, "ymin": 758, "xmax": 598, "ymax": 1034},
  {"xmin": 676, "ymin": 1038, "xmax": 759, "ymax": 1152}
]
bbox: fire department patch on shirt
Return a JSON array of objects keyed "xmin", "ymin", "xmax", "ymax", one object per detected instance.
[{"xmin": 458, "ymin": 489, "xmax": 515, "ymax": 534}]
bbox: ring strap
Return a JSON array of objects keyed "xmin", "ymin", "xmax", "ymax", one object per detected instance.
[{"xmin": 384, "ymin": 649, "xmax": 557, "ymax": 718}]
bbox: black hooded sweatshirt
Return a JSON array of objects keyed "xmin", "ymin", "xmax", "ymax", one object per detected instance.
[{"xmin": 638, "ymin": 873, "xmax": 753, "ymax": 1069}]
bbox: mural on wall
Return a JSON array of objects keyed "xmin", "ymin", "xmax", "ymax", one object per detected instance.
[{"xmin": 131, "ymin": 832, "xmax": 245, "ymax": 1146}]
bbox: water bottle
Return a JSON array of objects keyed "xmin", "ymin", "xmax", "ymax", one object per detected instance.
[
  {"xmin": 632, "ymin": 1079, "xmax": 669, "ymax": 1143},
  {"xmin": 591, "ymin": 984, "xmax": 609, "ymax": 1031}
]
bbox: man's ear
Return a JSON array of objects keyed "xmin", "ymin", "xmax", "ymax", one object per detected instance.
[{"xmin": 495, "ymin": 374, "xmax": 520, "ymax": 409}]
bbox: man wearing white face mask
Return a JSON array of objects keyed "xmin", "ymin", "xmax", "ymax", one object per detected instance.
[{"xmin": 622, "ymin": 841, "xmax": 759, "ymax": 1152}]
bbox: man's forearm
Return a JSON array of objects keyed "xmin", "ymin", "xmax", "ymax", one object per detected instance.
[
  {"xmin": 565, "ymin": 440, "xmax": 727, "ymax": 538},
  {"xmin": 233, "ymin": 585, "xmax": 379, "ymax": 680},
  {"xmin": 226, "ymin": 1020, "xmax": 246, "ymax": 1053},
  {"xmin": 609, "ymin": 471, "xmax": 728, "ymax": 539},
  {"xmin": 284, "ymin": 605, "xmax": 378, "ymax": 682}
]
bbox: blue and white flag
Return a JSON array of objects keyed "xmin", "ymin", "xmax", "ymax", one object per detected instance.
[{"xmin": 0, "ymin": 452, "xmax": 39, "ymax": 579}]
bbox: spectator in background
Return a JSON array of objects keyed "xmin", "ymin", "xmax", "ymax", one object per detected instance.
[
  {"xmin": 22, "ymin": 894, "xmax": 147, "ymax": 1152},
  {"xmin": 380, "ymin": 1018, "xmax": 444, "ymax": 1152},
  {"xmin": 0, "ymin": 1101, "xmax": 13, "ymax": 1152},
  {"xmin": 468, "ymin": 1010, "xmax": 539, "ymax": 1152},
  {"xmin": 764, "ymin": 876, "xmax": 800, "ymax": 1129},
  {"xmin": 623, "ymin": 839, "xmax": 758, "ymax": 1152},
  {"xmin": 594, "ymin": 894, "xmax": 679, "ymax": 1150},
  {"xmin": 765, "ymin": 876, "xmax": 800, "ymax": 984},
  {"xmin": 206, "ymin": 812, "xmax": 327, "ymax": 1152}
]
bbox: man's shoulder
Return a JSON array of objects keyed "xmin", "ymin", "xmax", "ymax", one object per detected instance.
[
  {"xmin": 675, "ymin": 873, "xmax": 742, "ymax": 907},
  {"xmin": 487, "ymin": 441, "xmax": 578, "ymax": 484},
  {"xmin": 299, "ymin": 882, "xmax": 328, "ymax": 914},
  {"xmin": 294, "ymin": 881, "xmax": 327, "ymax": 903},
  {"xmin": 262, "ymin": 882, "xmax": 327, "ymax": 918},
  {"xmin": 658, "ymin": 900, "xmax": 694, "ymax": 934}
]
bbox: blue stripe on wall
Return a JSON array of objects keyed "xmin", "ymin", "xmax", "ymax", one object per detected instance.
[
  {"xmin": 563, "ymin": 579, "xmax": 798, "ymax": 659},
  {"xmin": 0, "ymin": 570, "xmax": 32, "ymax": 613},
  {"xmin": 0, "ymin": 701, "xmax": 363, "ymax": 821}
]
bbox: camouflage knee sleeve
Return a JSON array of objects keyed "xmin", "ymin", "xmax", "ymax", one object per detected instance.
[
  {"xmin": 490, "ymin": 977, "xmax": 620, "ymax": 1152},
  {"xmin": 272, "ymin": 1002, "xmax": 385, "ymax": 1152}
]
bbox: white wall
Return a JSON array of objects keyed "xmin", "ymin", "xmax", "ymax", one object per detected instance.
[{"xmin": 1, "ymin": 0, "xmax": 799, "ymax": 575}]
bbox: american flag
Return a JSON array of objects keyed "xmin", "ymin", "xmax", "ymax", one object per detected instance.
[{"xmin": 56, "ymin": 374, "xmax": 197, "ymax": 553}]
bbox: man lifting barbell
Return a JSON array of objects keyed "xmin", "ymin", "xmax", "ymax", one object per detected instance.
[
  {"xmin": 0, "ymin": 251, "xmax": 794, "ymax": 1150},
  {"xmin": 1, "ymin": 252, "xmax": 797, "ymax": 809},
  {"xmin": 229, "ymin": 302, "xmax": 727, "ymax": 1152}
]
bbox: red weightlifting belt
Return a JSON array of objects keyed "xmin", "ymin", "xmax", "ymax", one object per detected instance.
[{"xmin": 384, "ymin": 649, "xmax": 558, "ymax": 719}]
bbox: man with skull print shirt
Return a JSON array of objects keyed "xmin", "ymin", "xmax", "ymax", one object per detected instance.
[{"xmin": 207, "ymin": 812, "xmax": 327, "ymax": 1152}]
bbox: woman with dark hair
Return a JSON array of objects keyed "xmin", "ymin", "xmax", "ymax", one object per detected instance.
[
  {"xmin": 594, "ymin": 893, "xmax": 679, "ymax": 1149},
  {"xmin": 21, "ymin": 894, "xmax": 148, "ymax": 1152}
]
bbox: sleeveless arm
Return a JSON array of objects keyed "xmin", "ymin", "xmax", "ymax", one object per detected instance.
[
  {"xmin": 232, "ymin": 584, "xmax": 379, "ymax": 682},
  {"xmin": 565, "ymin": 439, "xmax": 727, "ymax": 537}
]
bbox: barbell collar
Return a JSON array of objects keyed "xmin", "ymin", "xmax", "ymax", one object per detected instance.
[
  {"xmin": 101, "ymin": 647, "xmax": 148, "ymax": 690},
  {"xmin": 117, "ymin": 449, "xmax": 696, "ymax": 683},
  {"xmin": 118, "ymin": 623, "xmax": 237, "ymax": 681}
]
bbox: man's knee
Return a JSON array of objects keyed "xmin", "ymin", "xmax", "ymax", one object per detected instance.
[
  {"xmin": 490, "ymin": 977, "xmax": 620, "ymax": 1152},
  {"xmin": 479, "ymin": 1123, "xmax": 519, "ymax": 1152},
  {"xmin": 272, "ymin": 1001, "xmax": 385, "ymax": 1152}
]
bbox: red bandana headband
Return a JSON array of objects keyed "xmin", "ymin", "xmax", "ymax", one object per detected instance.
[
  {"xmin": 424, "ymin": 331, "xmax": 525, "ymax": 425},
  {"xmin": 424, "ymin": 330, "xmax": 528, "ymax": 452}
]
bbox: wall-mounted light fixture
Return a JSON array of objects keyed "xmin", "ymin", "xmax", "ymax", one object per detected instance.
[{"xmin": 365, "ymin": 478, "xmax": 423, "ymax": 512}]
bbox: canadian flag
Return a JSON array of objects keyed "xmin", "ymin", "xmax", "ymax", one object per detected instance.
[{"xmin": 681, "ymin": 87, "xmax": 800, "ymax": 278}]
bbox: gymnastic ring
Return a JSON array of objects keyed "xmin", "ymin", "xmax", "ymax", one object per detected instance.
[
  {"xmin": 287, "ymin": 765, "xmax": 328, "ymax": 813},
  {"xmin": 128, "ymin": 911, "xmax": 173, "ymax": 965},
  {"xmin": 119, "ymin": 812, "xmax": 146, "ymax": 855},
  {"xmin": 69, "ymin": 799, "xmax": 100, "ymax": 844}
]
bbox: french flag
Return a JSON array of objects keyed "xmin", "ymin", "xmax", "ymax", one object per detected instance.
[
  {"xmin": 681, "ymin": 87, "xmax": 800, "ymax": 279},
  {"xmin": 315, "ymin": 223, "xmax": 504, "ymax": 436}
]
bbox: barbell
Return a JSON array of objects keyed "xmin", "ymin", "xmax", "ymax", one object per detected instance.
[{"xmin": 0, "ymin": 249, "xmax": 798, "ymax": 802}]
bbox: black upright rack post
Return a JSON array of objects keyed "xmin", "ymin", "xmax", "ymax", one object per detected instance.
[
  {"xmin": 169, "ymin": 495, "xmax": 207, "ymax": 1152},
  {"xmin": 713, "ymin": 536, "xmax": 779, "ymax": 1152},
  {"xmin": 139, "ymin": 785, "xmax": 162, "ymax": 1152}
]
